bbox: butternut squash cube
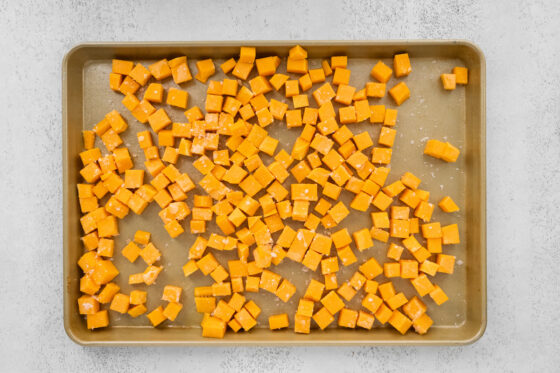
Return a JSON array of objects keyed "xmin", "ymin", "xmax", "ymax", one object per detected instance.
[
  {"xmin": 304, "ymin": 279, "xmax": 325, "ymax": 302},
  {"xmin": 401, "ymin": 259, "xmax": 419, "ymax": 279},
  {"xmin": 297, "ymin": 299, "xmax": 315, "ymax": 317},
  {"xmin": 166, "ymin": 87, "xmax": 188, "ymax": 109},
  {"xmin": 371, "ymin": 147, "xmax": 392, "ymax": 165},
  {"xmin": 109, "ymin": 73, "xmax": 122, "ymax": 90},
  {"xmin": 87, "ymin": 310, "xmax": 109, "ymax": 329},
  {"xmin": 118, "ymin": 75, "xmax": 140, "ymax": 95},
  {"xmin": 389, "ymin": 310, "xmax": 412, "ymax": 334},
  {"xmin": 362, "ymin": 293, "xmax": 383, "ymax": 314},
  {"xmin": 195, "ymin": 59, "xmax": 215, "ymax": 83},
  {"xmin": 357, "ymin": 311, "xmax": 375, "ymax": 330},
  {"xmin": 109, "ymin": 293, "xmax": 130, "ymax": 314},
  {"xmin": 429, "ymin": 285, "xmax": 449, "ymax": 305},
  {"xmin": 337, "ymin": 246, "xmax": 357, "ymax": 266},
  {"xmin": 366, "ymin": 82, "xmax": 386, "ymax": 98},
  {"xmin": 338, "ymin": 308, "xmax": 358, "ymax": 328},
  {"xmin": 370, "ymin": 60, "xmax": 393, "ymax": 83},
  {"xmin": 442, "ymin": 223, "xmax": 460, "ymax": 244},
  {"xmin": 313, "ymin": 307, "xmax": 335, "ymax": 330},
  {"xmin": 359, "ymin": 257, "xmax": 383, "ymax": 280},
  {"xmin": 275, "ymin": 279, "xmax": 296, "ymax": 302},
  {"xmin": 128, "ymin": 304, "xmax": 147, "ymax": 318},
  {"xmin": 78, "ymin": 295, "xmax": 99, "ymax": 315},
  {"xmin": 411, "ymin": 274, "xmax": 435, "ymax": 296},
  {"xmin": 441, "ymin": 73, "xmax": 456, "ymax": 90},
  {"xmin": 388, "ymin": 82, "xmax": 410, "ymax": 106},
  {"xmin": 129, "ymin": 63, "xmax": 151, "ymax": 86},
  {"xmin": 332, "ymin": 67, "xmax": 350, "ymax": 85},
  {"xmin": 438, "ymin": 196, "xmax": 459, "ymax": 212},
  {"xmin": 420, "ymin": 259, "xmax": 439, "ymax": 276},
  {"xmin": 294, "ymin": 314, "xmax": 311, "ymax": 334},
  {"xmin": 142, "ymin": 265, "xmax": 163, "ymax": 286},
  {"xmin": 413, "ymin": 312, "xmax": 433, "ymax": 334},
  {"xmin": 147, "ymin": 306, "xmax": 167, "ymax": 327},
  {"xmin": 312, "ymin": 83, "xmax": 336, "ymax": 106},
  {"xmin": 337, "ymin": 282, "xmax": 356, "ymax": 301},
  {"xmin": 453, "ymin": 66, "xmax": 468, "ymax": 84},
  {"xmin": 287, "ymin": 57, "xmax": 308, "ymax": 74},
  {"xmin": 353, "ymin": 228, "xmax": 373, "ymax": 251},
  {"xmin": 436, "ymin": 254, "xmax": 456, "ymax": 274},
  {"xmin": 112, "ymin": 59, "xmax": 134, "ymax": 75},
  {"xmin": 393, "ymin": 53, "xmax": 412, "ymax": 77},
  {"xmin": 97, "ymin": 283, "xmax": 120, "ymax": 304},
  {"xmin": 269, "ymin": 313, "xmax": 289, "ymax": 330},
  {"xmin": 384, "ymin": 262, "xmax": 401, "ymax": 278},
  {"xmin": 148, "ymin": 59, "xmax": 171, "ymax": 80},
  {"xmin": 374, "ymin": 303, "xmax": 393, "ymax": 324},
  {"xmin": 144, "ymin": 83, "xmax": 163, "ymax": 103}
]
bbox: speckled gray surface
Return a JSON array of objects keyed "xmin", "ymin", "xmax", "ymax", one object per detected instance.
[{"xmin": 1, "ymin": 0, "xmax": 559, "ymax": 371}]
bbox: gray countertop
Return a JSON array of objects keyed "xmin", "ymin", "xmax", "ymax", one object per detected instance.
[{"xmin": 0, "ymin": 0, "xmax": 558, "ymax": 371}]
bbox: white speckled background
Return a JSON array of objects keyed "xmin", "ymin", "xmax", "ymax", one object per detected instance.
[{"xmin": 0, "ymin": 0, "xmax": 558, "ymax": 371}]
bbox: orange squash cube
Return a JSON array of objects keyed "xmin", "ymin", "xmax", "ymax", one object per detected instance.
[
  {"xmin": 438, "ymin": 196, "xmax": 459, "ymax": 212},
  {"xmin": 353, "ymin": 228, "xmax": 373, "ymax": 251},
  {"xmin": 384, "ymin": 262, "xmax": 400, "ymax": 278},
  {"xmin": 269, "ymin": 313, "xmax": 289, "ymax": 330},
  {"xmin": 78, "ymin": 295, "xmax": 99, "ymax": 315},
  {"xmin": 421, "ymin": 222, "xmax": 442, "ymax": 238},
  {"xmin": 304, "ymin": 279, "xmax": 325, "ymax": 302},
  {"xmin": 332, "ymin": 67, "xmax": 350, "ymax": 85},
  {"xmin": 375, "ymin": 303, "xmax": 393, "ymax": 324},
  {"xmin": 313, "ymin": 307, "xmax": 335, "ymax": 330},
  {"xmin": 436, "ymin": 254, "xmax": 456, "ymax": 274},
  {"xmin": 393, "ymin": 53, "xmax": 412, "ymax": 77},
  {"xmin": 359, "ymin": 257, "xmax": 383, "ymax": 280},
  {"xmin": 129, "ymin": 63, "xmax": 151, "ymax": 86},
  {"xmin": 371, "ymin": 147, "xmax": 392, "ymax": 164},
  {"xmin": 442, "ymin": 223, "xmax": 460, "ymax": 244},
  {"xmin": 166, "ymin": 87, "xmax": 188, "ymax": 109},
  {"xmin": 370, "ymin": 60, "xmax": 393, "ymax": 83},
  {"xmin": 389, "ymin": 310, "xmax": 412, "ymax": 334},
  {"xmin": 147, "ymin": 306, "xmax": 167, "ymax": 327},
  {"xmin": 97, "ymin": 283, "xmax": 120, "ymax": 304},
  {"xmin": 275, "ymin": 279, "xmax": 296, "ymax": 302},
  {"xmin": 112, "ymin": 59, "xmax": 134, "ymax": 75},
  {"xmin": 414, "ymin": 201, "xmax": 434, "ymax": 222},
  {"xmin": 388, "ymin": 82, "xmax": 410, "ymax": 106},
  {"xmin": 195, "ymin": 59, "xmax": 215, "ymax": 83},
  {"xmin": 400, "ymin": 259, "xmax": 419, "ymax": 279},
  {"xmin": 453, "ymin": 66, "xmax": 468, "ymax": 84},
  {"xmin": 378, "ymin": 282, "xmax": 396, "ymax": 301},
  {"xmin": 338, "ymin": 308, "xmax": 358, "ymax": 328},
  {"xmin": 429, "ymin": 285, "xmax": 449, "ymax": 305},
  {"xmin": 441, "ymin": 74, "xmax": 456, "ymax": 90},
  {"xmin": 109, "ymin": 293, "xmax": 130, "ymax": 314},
  {"xmin": 162, "ymin": 302, "xmax": 183, "ymax": 321},
  {"xmin": 357, "ymin": 311, "xmax": 375, "ymax": 330},
  {"xmin": 362, "ymin": 293, "xmax": 383, "ymax": 314},
  {"xmin": 420, "ymin": 259, "xmax": 439, "ymax": 276},
  {"xmin": 335, "ymin": 84, "xmax": 356, "ymax": 105},
  {"xmin": 294, "ymin": 314, "xmax": 311, "ymax": 334},
  {"xmin": 413, "ymin": 313, "xmax": 433, "ymax": 335},
  {"xmin": 411, "ymin": 274, "xmax": 435, "ymax": 296},
  {"xmin": 143, "ymin": 83, "xmax": 163, "ymax": 103},
  {"xmin": 402, "ymin": 296, "xmax": 427, "ymax": 321},
  {"xmin": 387, "ymin": 243, "xmax": 404, "ymax": 261},
  {"xmin": 366, "ymin": 82, "xmax": 386, "ymax": 98},
  {"xmin": 118, "ymin": 75, "xmax": 140, "ymax": 95},
  {"xmin": 87, "ymin": 310, "xmax": 109, "ymax": 330},
  {"xmin": 387, "ymin": 292, "xmax": 408, "ymax": 310}
]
